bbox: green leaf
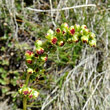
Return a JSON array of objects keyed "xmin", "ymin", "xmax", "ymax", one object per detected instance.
[
  {"xmin": 0, "ymin": 68, "xmax": 7, "ymax": 74},
  {"xmin": 1, "ymin": 73, "xmax": 7, "ymax": 79},
  {"xmin": 0, "ymin": 79, "xmax": 7, "ymax": 85},
  {"xmin": 1, "ymin": 46, "xmax": 6, "ymax": 51},
  {"xmin": 2, "ymin": 87, "xmax": 10, "ymax": 93},
  {"xmin": 2, "ymin": 59, "xmax": 9, "ymax": 65}
]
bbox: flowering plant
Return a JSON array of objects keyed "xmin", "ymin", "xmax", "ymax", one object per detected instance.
[{"xmin": 18, "ymin": 23, "xmax": 96, "ymax": 110}]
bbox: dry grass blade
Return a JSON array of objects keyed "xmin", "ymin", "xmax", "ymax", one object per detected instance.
[{"xmin": 26, "ymin": 4, "xmax": 96, "ymax": 12}]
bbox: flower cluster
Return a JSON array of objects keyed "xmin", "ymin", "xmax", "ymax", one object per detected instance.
[
  {"xmin": 25, "ymin": 50, "xmax": 34, "ymax": 64},
  {"xmin": 19, "ymin": 85, "xmax": 39, "ymax": 99},
  {"xmin": 20, "ymin": 40, "xmax": 49, "ymax": 98},
  {"xmin": 24, "ymin": 40, "xmax": 48, "ymax": 77},
  {"xmin": 45, "ymin": 23, "xmax": 96, "ymax": 47},
  {"xmin": 35, "ymin": 40, "xmax": 48, "ymax": 62},
  {"xmin": 19, "ymin": 23, "xmax": 96, "ymax": 105},
  {"xmin": 25, "ymin": 40, "xmax": 48, "ymax": 65}
]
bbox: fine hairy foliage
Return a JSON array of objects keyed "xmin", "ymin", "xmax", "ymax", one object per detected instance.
[{"xmin": 0, "ymin": 0, "xmax": 110, "ymax": 110}]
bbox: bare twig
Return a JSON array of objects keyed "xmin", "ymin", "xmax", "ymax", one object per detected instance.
[
  {"xmin": 26, "ymin": 4, "xmax": 96, "ymax": 12},
  {"xmin": 49, "ymin": 0, "xmax": 56, "ymax": 27}
]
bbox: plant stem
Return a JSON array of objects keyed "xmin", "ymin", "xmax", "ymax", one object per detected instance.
[
  {"xmin": 23, "ymin": 74, "xmax": 30, "ymax": 110},
  {"xmin": 25, "ymin": 74, "xmax": 30, "ymax": 86},
  {"xmin": 23, "ymin": 97, "xmax": 27, "ymax": 110}
]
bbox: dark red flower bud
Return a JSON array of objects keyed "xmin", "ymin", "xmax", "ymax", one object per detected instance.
[
  {"xmin": 36, "ymin": 47, "xmax": 44, "ymax": 55},
  {"xmin": 81, "ymin": 35, "xmax": 89, "ymax": 43},
  {"xmin": 29, "ymin": 94, "xmax": 33, "ymax": 98},
  {"xmin": 62, "ymin": 29, "xmax": 67, "ymax": 36},
  {"xmin": 67, "ymin": 38, "xmax": 72, "ymax": 43},
  {"xmin": 34, "ymin": 54, "xmax": 39, "ymax": 58},
  {"xmin": 41, "ymin": 55, "xmax": 48, "ymax": 62},
  {"xmin": 89, "ymin": 39, "xmax": 96, "ymax": 47},
  {"xmin": 27, "ymin": 68, "xmax": 33, "ymax": 74},
  {"xmin": 26, "ymin": 59, "xmax": 32, "ymax": 64},
  {"xmin": 84, "ymin": 29, "xmax": 90, "ymax": 35},
  {"xmin": 62, "ymin": 30, "xmax": 65, "ymax": 34},
  {"xmin": 81, "ymin": 25, "xmax": 87, "ymax": 29},
  {"xmin": 25, "ymin": 50, "xmax": 34, "ymax": 58},
  {"xmin": 70, "ymin": 29, "xmax": 75, "ymax": 35},
  {"xmin": 35, "ymin": 68, "xmax": 39, "ymax": 73},
  {"xmin": 56, "ymin": 28, "xmax": 61, "ymax": 34},
  {"xmin": 51, "ymin": 37, "xmax": 57, "ymax": 44},
  {"xmin": 69, "ymin": 26, "xmax": 75, "ymax": 35},
  {"xmin": 23, "ymin": 90, "xmax": 29, "ymax": 95},
  {"xmin": 58, "ymin": 41, "xmax": 64, "ymax": 46},
  {"xmin": 20, "ymin": 84, "xmax": 23, "ymax": 87}
]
